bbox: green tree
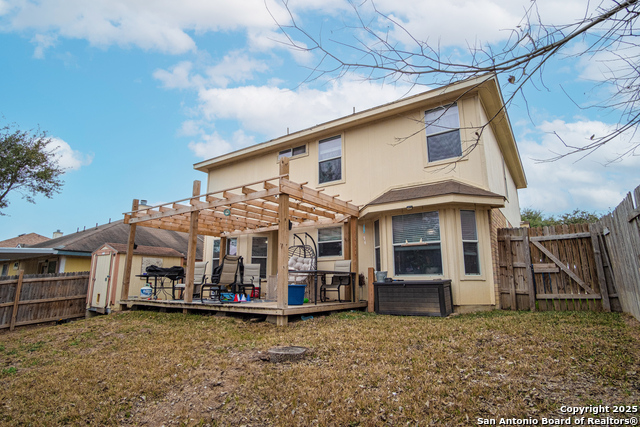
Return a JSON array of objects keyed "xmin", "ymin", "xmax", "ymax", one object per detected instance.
[
  {"xmin": 521, "ymin": 207, "xmax": 601, "ymax": 227},
  {"xmin": 521, "ymin": 208, "xmax": 556, "ymax": 228},
  {"xmin": 0, "ymin": 124, "xmax": 65, "ymax": 213},
  {"xmin": 557, "ymin": 209, "xmax": 601, "ymax": 225}
]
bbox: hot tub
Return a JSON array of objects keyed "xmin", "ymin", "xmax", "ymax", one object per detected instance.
[{"xmin": 374, "ymin": 280, "xmax": 453, "ymax": 317}]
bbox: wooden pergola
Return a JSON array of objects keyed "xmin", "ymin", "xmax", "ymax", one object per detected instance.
[{"xmin": 119, "ymin": 159, "xmax": 360, "ymax": 325}]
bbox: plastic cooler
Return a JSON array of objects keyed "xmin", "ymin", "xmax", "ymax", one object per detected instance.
[{"xmin": 288, "ymin": 284, "xmax": 306, "ymax": 305}]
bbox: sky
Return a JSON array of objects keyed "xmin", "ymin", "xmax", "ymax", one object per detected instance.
[{"xmin": 0, "ymin": 0, "xmax": 638, "ymax": 241}]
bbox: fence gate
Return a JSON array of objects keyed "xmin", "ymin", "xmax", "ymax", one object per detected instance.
[{"xmin": 497, "ymin": 224, "xmax": 620, "ymax": 312}]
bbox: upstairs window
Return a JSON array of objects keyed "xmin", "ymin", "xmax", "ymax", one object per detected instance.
[
  {"xmin": 392, "ymin": 211, "xmax": 442, "ymax": 275},
  {"xmin": 318, "ymin": 227, "xmax": 342, "ymax": 257},
  {"xmin": 425, "ymin": 104, "xmax": 462, "ymax": 162},
  {"xmin": 318, "ymin": 136, "xmax": 342, "ymax": 183},
  {"xmin": 278, "ymin": 145, "xmax": 306, "ymax": 160},
  {"xmin": 461, "ymin": 210, "xmax": 480, "ymax": 275}
]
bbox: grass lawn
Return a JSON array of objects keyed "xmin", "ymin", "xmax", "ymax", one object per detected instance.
[{"xmin": 0, "ymin": 309, "xmax": 639, "ymax": 426}]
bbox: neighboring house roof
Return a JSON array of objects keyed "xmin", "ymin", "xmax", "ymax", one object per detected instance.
[
  {"xmin": 0, "ymin": 220, "xmax": 203, "ymax": 261},
  {"xmin": 193, "ymin": 74, "xmax": 527, "ymax": 189},
  {"xmin": 0, "ymin": 233, "xmax": 50, "ymax": 248},
  {"xmin": 101, "ymin": 243, "xmax": 184, "ymax": 258},
  {"xmin": 368, "ymin": 181, "xmax": 505, "ymax": 205}
]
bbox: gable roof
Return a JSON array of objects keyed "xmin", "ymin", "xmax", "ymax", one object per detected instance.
[
  {"xmin": 0, "ymin": 233, "xmax": 50, "ymax": 247},
  {"xmin": 26, "ymin": 220, "xmax": 203, "ymax": 259},
  {"xmin": 368, "ymin": 181, "xmax": 504, "ymax": 206},
  {"xmin": 193, "ymin": 74, "xmax": 527, "ymax": 189}
]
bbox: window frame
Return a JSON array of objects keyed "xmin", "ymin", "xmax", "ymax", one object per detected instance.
[
  {"xmin": 226, "ymin": 238, "xmax": 238, "ymax": 256},
  {"xmin": 391, "ymin": 211, "xmax": 443, "ymax": 276},
  {"xmin": 278, "ymin": 144, "xmax": 307, "ymax": 161},
  {"xmin": 374, "ymin": 219, "xmax": 381, "ymax": 272},
  {"xmin": 460, "ymin": 210, "xmax": 481, "ymax": 276},
  {"xmin": 251, "ymin": 236, "xmax": 268, "ymax": 278},
  {"xmin": 425, "ymin": 103, "xmax": 462, "ymax": 163},
  {"xmin": 318, "ymin": 135, "xmax": 343, "ymax": 185},
  {"xmin": 211, "ymin": 239, "xmax": 221, "ymax": 271},
  {"xmin": 318, "ymin": 226, "xmax": 343, "ymax": 258}
]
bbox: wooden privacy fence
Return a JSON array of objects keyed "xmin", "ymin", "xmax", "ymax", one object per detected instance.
[
  {"xmin": 597, "ymin": 184, "xmax": 640, "ymax": 321},
  {"xmin": 0, "ymin": 271, "xmax": 89, "ymax": 331},
  {"xmin": 498, "ymin": 224, "xmax": 620, "ymax": 312}
]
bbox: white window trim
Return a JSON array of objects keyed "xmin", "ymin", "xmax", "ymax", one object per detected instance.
[
  {"xmin": 374, "ymin": 219, "xmax": 381, "ymax": 272},
  {"xmin": 460, "ymin": 210, "xmax": 481, "ymax": 276},
  {"xmin": 317, "ymin": 134, "xmax": 345, "ymax": 187},
  {"xmin": 251, "ymin": 236, "xmax": 268, "ymax": 278},
  {"xmin": 317, "ymin": 226, "xmax": 343, "ymax": 258},
  {"xmin": 277, "ymin": 144, "xmax": 308, "ymax": 162},
  {"xmin": 422, "ymin": 103, "xmax": 465, "ymax": 167},
  {"xmin": 391, "ymin": 211, "xmax": 444, "ymax": 277}
]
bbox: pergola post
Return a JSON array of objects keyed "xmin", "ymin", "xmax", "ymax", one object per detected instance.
[
  {"xmin": 276, "ymin": 158, "xmax": 290, "ymax": 325},
  {"xmin": 184, "ymin": 181, "xmax": 201, "ymax": 304},
  {"xmin": 349, "ymin": 216, "xmax": 358, "ymax": 302},
  {"xmin": 120, "ymin": 199, "xmax": 138, "ymax": 308}
]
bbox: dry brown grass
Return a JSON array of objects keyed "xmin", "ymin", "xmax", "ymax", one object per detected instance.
[{"xmin": 0, "ymin": 309, "xmax": 639, "ymax": 426}]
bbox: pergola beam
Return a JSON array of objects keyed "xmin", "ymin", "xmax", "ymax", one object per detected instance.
[{"xmin": 128, "ymin": 187, "xmax": 281, "ymax": 225}]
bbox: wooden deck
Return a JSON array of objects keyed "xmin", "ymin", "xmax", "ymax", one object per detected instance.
[{"xmin": 120, "ymin": 297, "xmax": 368, "ymax": 318}]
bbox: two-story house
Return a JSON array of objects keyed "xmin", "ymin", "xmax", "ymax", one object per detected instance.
[{"xmin": 190, "ymin": 74, "xmax": 526, "ymax": 312}]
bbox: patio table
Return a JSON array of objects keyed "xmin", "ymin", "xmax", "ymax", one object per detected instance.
[
  {"xmin": 287, "ymin": 269, "xmax": 357, "ymax": 304},
  {"xmin": 136, "ymin": 273, "xmax": 184, "ymax": 300}
]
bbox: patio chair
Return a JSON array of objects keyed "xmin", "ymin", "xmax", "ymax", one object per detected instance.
[
  {"xmin": 320, "ymin": 260, "xmax": 352, "ymax": 303},
  {"xmin": 201, "ymin": 255, "xmax": 243, "ymax": 303},
  {"xmin": 242, "ymin": 263, "xmax": 262, "ymax": 299},
  {"xmin": 172, "ymin": 261, "xmax": 208, "ymax": 300}
]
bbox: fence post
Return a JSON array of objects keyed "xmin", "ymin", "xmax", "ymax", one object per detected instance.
[
  {"xmin": 505, "ymin": 235, "xmax": 516, "ymax": 310},
  {"xmin": 522, "ymin": 230, "xmax": 536, "ymax": 311},
  {"xmin": 10, "ymin": 270, "xmax": 24, "ymax": 331},
  {"xmin": 590, "ymin": 223, "xmax": 611, "ymax": 312}
]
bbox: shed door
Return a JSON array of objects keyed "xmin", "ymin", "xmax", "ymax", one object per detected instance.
[{"xmin": 92, "ymin": 254, "xmax": 113, "ymax": 309}]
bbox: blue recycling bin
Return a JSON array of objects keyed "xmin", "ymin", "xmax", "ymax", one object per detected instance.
[{"xmin": 288, "ymin": 284, "xmax": 306, "ymax": 305}]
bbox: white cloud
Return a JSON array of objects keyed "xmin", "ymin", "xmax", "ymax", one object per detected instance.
[
  {"xmin": 188, "ymin": 130, "xmax": 256, "ymax": 159},
  {"xmin": 518, "ymin": 118, "xmax": 639, "ymax": 214},
  {"xmin": 205, "ymin": 51, "xmax": 269, "ymax": 88},
  {"xmin": 31, "ymin": 33, "xmax": 57, "ymax": 59},
  {"xmin": 3, "ymin": 0, "xmax": 297, "ymax": 55},
  {"xmin": 50, "ymin": 137, "xmax": 93, "ymax": 171},
  {"xmin": 195, "ymin": 77, "xmax": 420, "ymax": 138},
  {"xmin": 351, "ymin": 0, "xmax": 595, "ymax": 50},
  {"xmin": 153, "ymin": 61, "xmax": 202, "ymax": 89},
  {"xmin": 154, "ymin": 53, "xmax": 269, "ymax": 90}
]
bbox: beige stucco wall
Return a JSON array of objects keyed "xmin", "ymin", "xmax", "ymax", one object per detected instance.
[
  {"xmin": 205, "ymin": 96, "xmax": 494, "ymax": 208},
  {"xmin": 200, "ymin": 93, "xmax": 522, "ymax": 308},
  {"xmin": 479, "ymin": 103, "xmax": 521, "ymax": 227}
]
